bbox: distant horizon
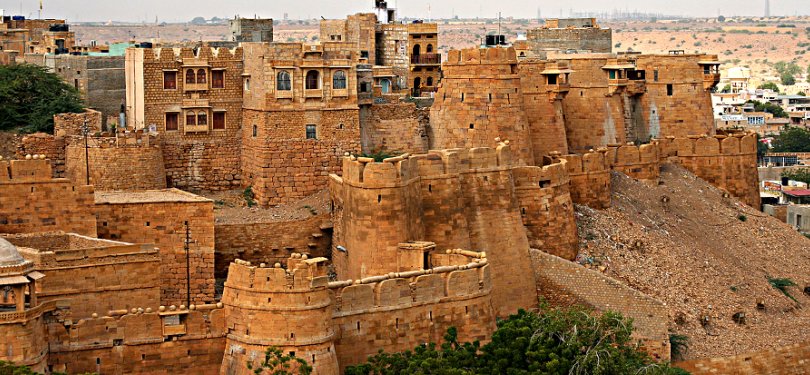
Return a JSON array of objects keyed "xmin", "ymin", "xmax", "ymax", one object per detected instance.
[{"xmin": 2, "ymin": 0, "xmax": 809, "ymax": 24}]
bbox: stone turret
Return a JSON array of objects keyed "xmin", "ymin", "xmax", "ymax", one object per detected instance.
[
  {"xmin": 429, "ymin": 47, "xmax": 535, "ymax": 166},
  {"xmin": 220, "ymin": 256, "xmax": 338, "ymax": 375}
]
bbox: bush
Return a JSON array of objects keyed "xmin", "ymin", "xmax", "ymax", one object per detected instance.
[
  {"xmin": 346, "ymin": 304, "xmax": 688, "ymax": 375},
  {"xmin": 768, "ymin": 277, "xmax": 799, "ymax": 304},
  {"xmin": 738, "ymin": 214, "xmax": 747, "ymax": 222},
  {"xmin": 757, "ymin": 82, "xmax": 780, "ymax": 93}
]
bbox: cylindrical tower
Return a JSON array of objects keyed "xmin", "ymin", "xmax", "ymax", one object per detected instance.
[
  {"xmin": 430, "ymin": 47, "xmax": 535, "ymax": 166},
  {"xmin": 220, "ymin": 257, "xmax": 338, "ymax": 375}
]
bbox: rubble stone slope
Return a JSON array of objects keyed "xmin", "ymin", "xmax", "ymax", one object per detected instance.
[{"xmin": 577, "ymin": 163, "xmax": 810, "ymax": 360}]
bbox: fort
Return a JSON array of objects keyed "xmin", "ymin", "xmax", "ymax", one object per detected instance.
[{"xmin": 0, "ymin": 8, "xmax": 806, "ymax": 375}]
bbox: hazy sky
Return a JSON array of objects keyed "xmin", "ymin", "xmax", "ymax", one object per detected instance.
[{"xmin": 2, "ymin": 0, "xmax": 809, "ymax": 22}]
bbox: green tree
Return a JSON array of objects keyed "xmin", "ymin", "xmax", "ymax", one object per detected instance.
[
  {"xmin": 0, "ymin": 361, "xmax": 75, "ymax": 375},
  {"xmin": 747, "ymin": 100, "xmax": 788, "ymax": 118},
  {"xmin": 757, "ymin": 82, "xmax": 780, "ymax": 92},
  {"xmin": 780, "ymin": 72, "xmax": 796, "ymax": 86},
  {"xmin": 756, "ymin": 133, "xmax": 770, "ymax": 158},
  {"xmin": 247, "ymin": 347, "xmax": 312, "ymax": 375},
  {"xmin": 720, "ymin": 84, "xmax": 732, "ymax": 93},
  {"xmin": 0, "ymin": 64, "xmax": 84, "ymax": 133},
  {"xmin": 346, "ymin": 305, "xmax": 688, "ymax": 375},
  {"xmin": 771, "ymin": 126, "xmax": 810, "ymax": 152}
]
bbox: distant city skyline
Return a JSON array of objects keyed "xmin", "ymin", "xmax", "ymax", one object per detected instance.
[{"xmin": 2, "ymin": 0, "xmax": 809, "ymax": 23}]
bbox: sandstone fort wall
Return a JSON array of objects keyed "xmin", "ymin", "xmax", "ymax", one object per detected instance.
[
  {"xmin": 360, "ymin": 103, "xmax": 429, "ymax": 155},
  {"xmin": 95, "ymin": 192, "xmax": 215, "ymax": 306},
  {"xmin": 65, "ymin": 134, "xmax": 167, "ymax": 191},
  {"xmin": 530, "ymin": 250, "xmax": 671, "ymax": 361},
  {"xmin": 213, "ymin": 215, "xmax": 332, "ymax": 278},
  {"xmin": 557, "ymin": 151, "xmax": 612, "ymax": 209},
  {"xmin": 676, "ymin": 341, "xmax": 810, "ymax": 375},
  {"xmin": 518, "ymin": 59, "xmax": 570, "ymax": 158},
  {"xmin": 0, "ymin": 159, "xmax": 97, "ymax": 236},
  {"xmin": 7, "ymin": 232, "xmax": 161, "ymax": 320},
  {"xmin": 17, "ymin": 134, "xmax": 67, "ymax": 178},
  {"xmin": 53, "ymin": 109, "xmax": 102, "ymax": 137},
  {"xmin": 47, "ymin": 305, "xmax": 226, "ymax": 374}
]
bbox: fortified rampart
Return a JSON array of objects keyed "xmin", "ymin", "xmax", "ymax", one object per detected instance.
[
  {"xmin": 330, "ymin": 144, "xmax": 578, "ymax": 316},
  {"xmin": 47, "ymin": 304, "xmax": 226, "ymax": 374},
  {"xmin": 556, "ymin": 151, "xmax": 612, "ymax": 209},
  {"xmin": 518, "ymin": 59, "xmax": 572, "ymax": 158},
  {"xmin": 676, "ymin": 341, "xmax": 810, "ymax": 375},
  {"xmin": 213, "ymin": 215, "xmax": 332, "ymax": 278},
  {"xmin": 53, "ymin": 109, "xmax": 103, "ymax": 136},
  {"xmin": 221, "ymin": 252, "xmax": 495, "ymax": 374},
  {"xmin": 657, "ymin": 134, "xmax": 760, "ymax": 208},
  {"xmin": 94, "ymin": 189, "xmax": 215, "ymax": 306},
  {"xmin": 605, "ymin": 143, "xmax": 661, "ymax": 183},
  {"xmin": 429, "ymin": 47, "xmax": 535, "ymax": 165},
  {"xmin": 6, "ymin": 232, "xmax": 160, "ymax": 320},
  {"xmin": 16, "ymin": 134, "xmax": 67, "ymax": 177},
  {"xmin": 359, "ymin": 102, "xmax": 429, "ymax": 155},
  {"xmin": 530, "ymin": 250, "xmax": 671, "ymax": 361},
  {"xmin": 0, "ymin": 158, "xmax": 97, "ymax": 236},
  {"xmin": 65, "ymin": 133, "xmax": 167, "ymax": 191}
]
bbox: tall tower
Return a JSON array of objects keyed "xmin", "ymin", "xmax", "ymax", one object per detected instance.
[{"xmin": 765, "ymin": 0, "xmax": 770, "ymax": 17}]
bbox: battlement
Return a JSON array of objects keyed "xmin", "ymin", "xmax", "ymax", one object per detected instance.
[
  {"xmin": 556, "ymin": 151, "xmax": 612, "ymax": 209},
  {"xmin": 136, "ymin": 46, "xmax": 243, "ymax": 62},
  {"xmin": 417, "ymin": 145, "xmax": 514, "ymax": 178},
  {"xmin": 656, "ymin": 133, "xmax": 757, "ymax": 158},
  {"xmin": 511, "ymin": 159, "xmax": 569, "ymax": 189},
  {"xmin": 52, "ymin": 303, "xmax": 226, "ymax": 351},
  {"xmin": 67, "ymin": 132, "xmax": 161, "ymax": 149},
  {"xmin": 605, "ymin": 143, "xmax": 661, "ymax": 182},
  {"xmin": 225, "ymin": 254, "xmax": 330, "ymax": 293},
  {"xmin": 444, "ymin": 47, "xmax": 518, "ymax": 68},
  {"xmin": 0, "ymin": 157, "xmax": 54, "ymax": 182},
  {"xmin": 556, "ymin": 150, "xmax": 610, "ymax": 175},
  {"xmin": 329, "ymin": 259, "xmax": 491, "ymax": 316}
]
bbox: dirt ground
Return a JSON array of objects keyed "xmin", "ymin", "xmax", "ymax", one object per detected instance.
[
  {"xmin": 576, "ymin": 164, "xmax": 810, "ymax": 360},
  {"xmin": 204, "ymin": 188, "xmax": 331, "ymax": 225}
]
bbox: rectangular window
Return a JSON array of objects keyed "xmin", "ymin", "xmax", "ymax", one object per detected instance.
[
  {"xmin": 548, "ymin": 75, "xmax": 557, "ymax": 85},
  {"xmin": 186, "ymin": 112, "xmax": 197, "ymax": 126},
  {"xmin": 609, "ymin": 70, "xmax": 616, "ymax": 79},
  {"xmin": 165, "ymin": 113, "xmax": 179, "ymax": 131},
  {"xmin": 306, "ymin": 124, "xmax": 317, "ymax": 139},
  {"xmin": 361, "ymin": 50, "xmax": 369, "ymax": 59},
  {"xmin": 667, "ymin": 84, "xmax": 674, "ymax": 96},
  {"xmin": 211, "ymin": 70, "xmax": 224, "ymax": 89},
  {"xmin": 653, "ymin": 69, "xmax": 659, "ymax": 82},
  {"xmin": 163, "ymin": 71, "xmax": 177, "ymax": 90},
  {"xmin": 213, "ymin": 112, "xmax": 226, "ymax": 130}
]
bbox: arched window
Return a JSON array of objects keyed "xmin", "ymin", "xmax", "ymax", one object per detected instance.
[
  {"xmin": 426, "ymin": 44, "xmax": 434, "ymax": 53},
  {"xmin": 412, "ymin": 44, "xmax": 421, "ymax": 57},
  {"xmin": 277, "ymin": 71, "xmax": 291, "ymax": 91},
  {"xmin": 306, "ymin": 70, "xmax": 320, "ymax": 90},
  {"xmin": 427, "ymin": 76, "xmax": 434, "ymax": 86},
  {"xmin": 252, "ymin": 124, "xmax": 258, "ymax": 137},
  {"xmin": 332, "ymin": 71, "xmax": 347, "ymax": 90},
  {"xmin": 197, "ymin": 111, "xmax": 207, "ymax": 125},
  {"xmin": 414, "ymin": 77, "xmax": 421, "ymax": 89},
  {"xmin": 186, "ymin": 111, "xmax": 197, "ymax": 126},
  {"xmin": 197, "ymin": 69, "xmax": 206, "ymax": 84},
  {"xmin": 186, "ymin": 69, "xmax": 195, "ymax": 84},
  {"xmin": 380, "ymin": 79, "xmax": 391, "ymax": 94}
]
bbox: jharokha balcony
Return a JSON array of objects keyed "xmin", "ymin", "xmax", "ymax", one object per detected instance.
[
  {"xmin": 699, "ymin": 56, "xmax": 722, "ymax": 91},
  {"xmin": 411, "ymin": 53, "xmax": 441, "ymax": 65}
]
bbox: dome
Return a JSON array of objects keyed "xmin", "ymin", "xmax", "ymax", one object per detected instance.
[{"xmin": 0, "ymin": 238, "xmax": 25, "ymax": 267}]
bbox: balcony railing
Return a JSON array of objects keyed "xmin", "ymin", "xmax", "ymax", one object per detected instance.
[{"xmin": 411, "ymin": 54, "xmax": 441, "ymax": 65}]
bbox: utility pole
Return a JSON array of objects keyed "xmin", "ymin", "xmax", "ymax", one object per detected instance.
[
  {"xmin": 82, "ymin": 115, "xmax": 90, "ymax": 185},
  {"xmin": 184, "ymin": 221, "xmax": 191, "ymax": 308}
]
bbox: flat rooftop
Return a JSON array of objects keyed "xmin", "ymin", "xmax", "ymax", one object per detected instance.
[
  {"xmin": 2, "ymin": 232, "xmax": 133, "ymax": 252},
  {"xmin": 95, "ymin": 188, "xmax": 211, "ymax": 205}
]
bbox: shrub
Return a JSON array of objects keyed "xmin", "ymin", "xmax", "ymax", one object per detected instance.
[
  {"xmin": 738, "ymin": 214, "xmax": 748, "ymax": 222},
  {"xmin": 669, "ymin": 334, "xmax": 690, "ymax": 361},
  {"xmin": 768, "ymin": 277, "xmax": 799, "ymax": 304}
]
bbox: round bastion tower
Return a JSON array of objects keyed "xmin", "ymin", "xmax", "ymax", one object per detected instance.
[
  {"xmin": 429, "ymin": 47, "xmax": 535, "ymax": 166},
  {"xmin": 220, "ymin": 256, "xmax": 338, "ymax": 375}
]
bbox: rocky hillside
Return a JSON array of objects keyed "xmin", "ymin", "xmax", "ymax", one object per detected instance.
[{"xmin": 576, "ymin": 164, "xmax": 810, "ymax": 360}]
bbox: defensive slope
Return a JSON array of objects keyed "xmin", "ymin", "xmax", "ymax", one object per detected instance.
[{"xmin": 576, "ymin": 163, "xmax": 810, "ymax": 360}]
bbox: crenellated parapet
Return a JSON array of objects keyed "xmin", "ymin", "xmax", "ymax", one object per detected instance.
[
  {"xmin": 605, "ymin": 142, "xmax": 661, "ymax": 183},
  {"xmin": 654, "ymin": 133, "xmax": 759, "ymax": 207},
  {"xmin": 139, "ymin": 46, "xmax": 243, "ymax": 63},
  {"xmin": 1, "ymin": 157, "xmax": 53, "ymax": 182},
  {"xmin": 64, "ymin": 133, "xmax": 166, "ymax": 191},
  {"xmin": 556, "ymin": 150, "xmax": 612, "ymax": 209}
]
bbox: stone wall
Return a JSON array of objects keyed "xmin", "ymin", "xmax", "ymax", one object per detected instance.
[
  {"xmin": 0, "ymin": 306, "xmax": 49, "ymax": 372},
  {"xmin": 606, "ymin": 143, "xmax": 661, "ymax": 183},
  {"xmin": 331, "ymin": 145, "xmax": 551, "ymax": 317},
  {"xmin": 526, "ymin": 27, "xmax": 612, "ymax": 53},
  {"xmin": 65, "ymin": 134, "xmax": 166, "ymax": 191},
  {"xmin": 94, "ymin": 190, "xmax": 215, "ymax": 306},
  {"xmin": 6, "ymin": 232, "xmax": 160, "ymax": 320},
  {"xmin": 360, "ymin": 102, "xmax": 429, "ymax": 155},
  {"xmin": 557, "ymin": 151, "xmax": 612, "ymax": 209},
  {"xmin": 47, "ymin": 305, "xmax": 226, "ymax": 374},
  {"xmin": 17, "ymin": 134, "xmax": 67, "ymax": 178},
  {"xmin": 530, "ymin": 250, "xmax": 671, "ymax": 361},
  {"xmin": 53, "ymin": 109, "xmax": 102, "ymax": 136},
  {"xmin": 513, "ymin": 161, "xmax": 579, "ymax": 260},
  {"xmin": 220, "ymin": 255, "xmax": 495, "ymax": 374},
  {"xmin": 429, "ymin": 47, "xmax": 535, "ymax": 166},
  {"xmin": 677, "ymin": 341, "xmax": 810, "ymax": 375},
  {"xmin": 518, "ymin": 59, "xmax": 570, "ymax": 158},
  {"xmin": 658, "ymin": 134, "xmax": 760, "ymax": 208},
  {"xmin": 213, "ymin": 215, "xmax": 332, "ymax": 278},
  {"xmin": 0, "ymin": 159, "xmax": 97, "ymax": 236}
]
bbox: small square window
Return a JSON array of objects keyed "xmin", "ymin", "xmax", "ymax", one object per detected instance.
[{"xmin": 306, "ymin": 125, "xmax": 317, "ymax": 140}]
